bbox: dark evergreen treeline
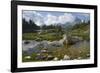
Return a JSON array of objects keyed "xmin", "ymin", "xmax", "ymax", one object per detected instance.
[
  {"xmin": 22, "ymin": 19, "xmax": 63, "ymax": 33},
  {"xmin": 22, "ymin": 19, "xmax": 40, "ymax": 33}
]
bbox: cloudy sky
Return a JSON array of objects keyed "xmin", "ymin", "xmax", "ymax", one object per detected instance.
[{"xmin": 22, "ymin": 10, "xmax": 90, "ymax": 26}]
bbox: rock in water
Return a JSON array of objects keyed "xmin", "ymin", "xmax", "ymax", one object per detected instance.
[
  {"xmin": 53, "ymin": 57, "xmax": 58, "ymax": 61},
  {"xmin": 24, "ymin": 56, "xmax": 31, "ymax": 59},
  {"xmin": 47, "ymin": 55, "xmax": 54, "ymax": 60},
  {"xmin": 77, "ymin": 57, "xmax": 82, "ymax": 60},
  {"xmin": 63, "ymin": 55, "xmax": 70, "ymax": 60}
]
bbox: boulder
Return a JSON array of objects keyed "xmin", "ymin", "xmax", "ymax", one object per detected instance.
[
  {"xmin": 47, "ymin": 55, "xmax": 54, "ymax": 60},
  {"xmin": 24, "ymin": 56, "xmax": 31, "ymax": 59},
  {"xmin": 63, "ymin": 55, "xmax": 70, "ymax": 60},
  {"xmin": 77, "ymin": 57, "xmax": 82, "ymax": 60},
  {"xmin": 53, "ymin": 57, "xmax": 58, "ymax": 61}
]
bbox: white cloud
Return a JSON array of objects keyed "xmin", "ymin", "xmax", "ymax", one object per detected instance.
[
  {"xmin": 58, "ymin": 13, "xmax": 75, "ymax": 24},
  {"xmin": 44, "ymin": 13, "xmax": 75, "ymax": 25},
  {"xmin": 23, "ymin": 11, "xmax": 75, "ymax": 26},
  {"xmin": 44, "ymin": 14, "xmax": 58, "ymax": 25}
]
